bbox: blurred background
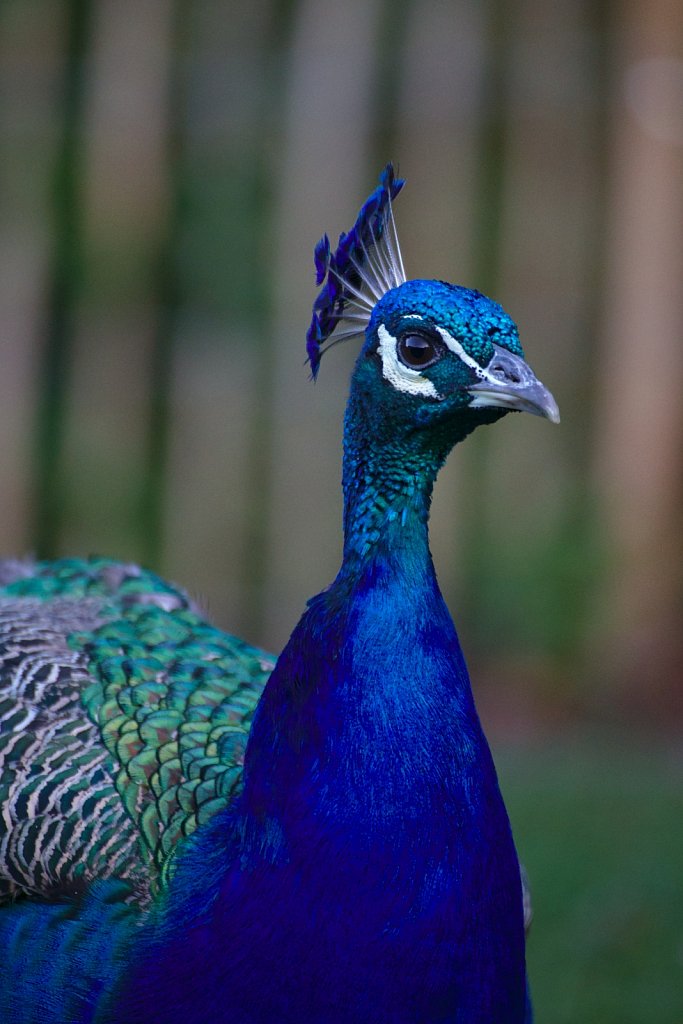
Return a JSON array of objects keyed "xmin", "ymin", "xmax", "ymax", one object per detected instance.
[{"xmin": 0, "ymin": 0, "xmax": 681, "ymax": 1019}]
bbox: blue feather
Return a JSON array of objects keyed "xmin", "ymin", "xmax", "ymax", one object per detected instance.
[{"xmin": 307, "ymin": 162, "xmax": 405, "ymax": 378}]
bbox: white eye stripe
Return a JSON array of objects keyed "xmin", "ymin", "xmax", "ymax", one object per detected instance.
[
  {"xmin": 377, "ymin": 320, "xmax": 502, "ymax": 398},
  {"xmin": 434, "ymin": 326, "xmax": 501, "ymax": 385},
  {"xmin": 377, "ymin": 324, "xmax": 440, "ymax": 398}
]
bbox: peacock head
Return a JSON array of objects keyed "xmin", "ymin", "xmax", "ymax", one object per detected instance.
[{"xmin": 306, "ymin": 165, "xmax": 559, "ymax": 442}]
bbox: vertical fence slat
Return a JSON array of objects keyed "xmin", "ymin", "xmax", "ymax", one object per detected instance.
[
  {"xmin": 140, "ymin": 0, "xmax": 190, "ymax": 570},
  {"xmin": 162, "ymin": 1, "xmax": 283, "ymax": 638},
  {"xmin": 592, "ymin": 0, "xmax": 683, "ymax": 708},
  {"xmin": 59, "ymin": 0, "xmax": 174, "ymax": 565},
  {"xmin": 33, "ymin": 0, "xmax": 92, "ymax": 558},
  {"xmin": 232, "ymin": 0, "xmax": 298, "ymax": 642},
  {"xmin": 263, "ymin": 0, "xmax": 385, "ymax": 651},
  {"xmin": 0, "ymin": 4, "xmax": 64, "ymax": 557}
]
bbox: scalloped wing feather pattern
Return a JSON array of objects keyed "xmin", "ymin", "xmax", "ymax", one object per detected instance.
[{"xmin": 0, "ymin": 558, "xmax": 274, "ymax": 906}]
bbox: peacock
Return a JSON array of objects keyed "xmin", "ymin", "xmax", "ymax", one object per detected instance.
[{"xmin": 0, "ymin": 165, "xmax": 558, "ymax": 1023}]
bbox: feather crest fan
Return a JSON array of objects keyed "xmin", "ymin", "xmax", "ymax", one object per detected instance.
[{"xmin": 306, "ymin": 164, "xmax": 406, "ymax": 378}]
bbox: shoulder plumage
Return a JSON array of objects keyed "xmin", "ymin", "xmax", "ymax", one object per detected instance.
[{"xmin": 0, "ymin": 557, "xmax": 274, "ymax": 904}]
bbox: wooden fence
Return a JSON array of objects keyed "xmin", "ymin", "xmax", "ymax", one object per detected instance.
[{"xmin": 1, "ymin": 0, "xmax": 681, "ymax": 721}]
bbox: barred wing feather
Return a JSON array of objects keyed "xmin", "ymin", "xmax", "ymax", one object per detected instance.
[{"xmin": 0, "ymin": 558, "xmax": 274, "ymax": 906}]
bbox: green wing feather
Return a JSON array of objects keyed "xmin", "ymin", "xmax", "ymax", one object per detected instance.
[{"xmin": 0, "ymin": 558, "xmax": 274, "ymax": 905}]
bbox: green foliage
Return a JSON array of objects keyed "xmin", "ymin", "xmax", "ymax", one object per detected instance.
[
  {"xmin": 500, "ymin": 737, "xmax": 683, "ymax": 1024},
  {"xmin": 180, "ymin": 160, "xmax": 271, "ymax": 325},
  {"xmin": 466, "ymin": 489, "xmax": 605, "ymax": 672}
]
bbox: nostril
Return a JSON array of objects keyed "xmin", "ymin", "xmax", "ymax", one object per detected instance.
[{"xmin": 491, "ymin": 362, "xmax": 521, "ymax": 384}]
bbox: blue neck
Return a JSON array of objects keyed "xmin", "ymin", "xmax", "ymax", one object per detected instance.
[
  {"xmin": 117, "ymin": 393, "xmax": 527, "ymax": 1023},
  {"xmin": 239, "ymin": 393, "xmax": 479, "ymax": 839},
  {"xmin": 340, "ymin": 386, "xmax": 446, "ymax": 569}
]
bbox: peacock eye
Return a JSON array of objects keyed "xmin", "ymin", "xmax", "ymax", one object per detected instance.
[{"xmin": 397, "ymin": 332, "xmax": 441, "ymax": 370}]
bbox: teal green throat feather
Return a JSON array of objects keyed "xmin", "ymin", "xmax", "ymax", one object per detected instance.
[{"xmin": 0, "ymin": 166, "xmax": 554, "ymax": 1023}]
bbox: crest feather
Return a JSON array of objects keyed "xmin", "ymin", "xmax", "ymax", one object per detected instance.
[{"xmin": 306, "ymin": 164, "xmax": 406, "ymax": 379}]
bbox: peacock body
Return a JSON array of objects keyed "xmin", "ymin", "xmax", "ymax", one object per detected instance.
[{"xmin": 0, "ymin": 167, "xmax": 557, "ymax": 1023}]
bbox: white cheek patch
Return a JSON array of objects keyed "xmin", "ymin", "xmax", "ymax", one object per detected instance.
[{"xmin": 377, "ymin": 323, "xmax": 440, "ymax": 398}]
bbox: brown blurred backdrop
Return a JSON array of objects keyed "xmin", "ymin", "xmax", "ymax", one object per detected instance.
[{"xmin": 0, "ymin": 3, "xmax": 681, "ymax": 1019}]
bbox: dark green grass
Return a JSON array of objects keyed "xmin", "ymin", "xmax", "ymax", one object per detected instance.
[{"xmin": 498, "ymin": 735, "xmax": 683, "ymax": 1023}]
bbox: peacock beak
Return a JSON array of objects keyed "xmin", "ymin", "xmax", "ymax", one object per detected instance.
[{"xmin": 467, "ymin": 344, "xmax": 560, "ymax": 424}]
